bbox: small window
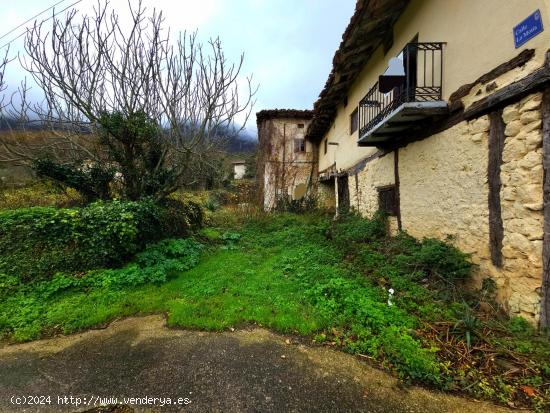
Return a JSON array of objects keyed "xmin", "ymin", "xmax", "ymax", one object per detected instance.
[
  {"xmin": 294, "ymin": 138, "xmax": 305, "ymax": 153},
  {"xmin": 378, "ymin": 185, "xmax": 397, "ymax": 216},
  {"xmin": 324, "ymin": 139, "xmax": 328, "ymax": 154},
  {"xmin": 297, "ymin": 123, "xmax": 304, "ymax": 128},
  {"xmin": 350, "ymin": 108, "xmax": 358, "ymax": 134}
]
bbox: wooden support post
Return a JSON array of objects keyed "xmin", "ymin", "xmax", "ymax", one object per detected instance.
[
  {"xmin": 394, "ymin": 149, "xmax": 402, "ymax": 231},
  {"xmin": 541, "ymin": 87, "xmax": 550, "ymax": 329},
  {"xmin": 334, "ymin": 175, "xmax": 339, "ymax": 218},
  {"xmin": 488, "ymin": 110, "xmax": 505, "ymax": 268}
]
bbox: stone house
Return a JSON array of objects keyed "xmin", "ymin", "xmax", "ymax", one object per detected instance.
[
  {"xmin": 257, "ymin": 0, "xmax": 550, "ymax": 326},
  {"xmin": 257, "ymin": 109, "xmax": 316, "ymax": 210}
]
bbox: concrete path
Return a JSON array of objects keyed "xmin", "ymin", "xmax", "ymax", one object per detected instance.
[{"xmin": 0, "ymin": 315, "xmax": 519, "ymax": 413}]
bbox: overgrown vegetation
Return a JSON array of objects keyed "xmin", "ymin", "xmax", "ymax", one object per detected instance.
[
  {"xmin": 0, "ymin": 181, "xmax": 84, "ymax": 210},
  {"xmin": 274, "ymin": 193, "xmax": 318, "ymax": 213},
  {"xmin": 0, "ymin": 210, "xmax": 547, "ymax": 410},
  {"xmin": 32, "ymin": 158, "xmax": 115, "ymax": 202},
  {"xmin": 0, "ymin": 238, "xmax": 204, "ymax": 340},
  {"xmin": 0, "ymin": 199, "xmax": 202, "ymax": 282}
]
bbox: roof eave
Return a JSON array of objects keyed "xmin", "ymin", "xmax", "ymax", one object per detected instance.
[{"xmin": 306, "ymin": 0, "xmax": 411, "ymax": 141}]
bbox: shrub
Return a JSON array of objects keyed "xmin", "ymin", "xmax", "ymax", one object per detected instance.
[
  {"xmin": 96, "ymin": 238, "xmax": 204, "ymax": 287},
  {"xmin": 393, "ymin": 237, "xmax": 473, "ymax": 283},
  {"xmin": 0, "ymin": 181, "xmax": 84, "ymax": 210},
  {"xmin": 327, "ymin": 214, "xmax": 472, "ymax": 286},
  {"xmin": 134, "ymin": 238, "xmax": 203, "ymax": 271},
  {"xmin": 0, "ymin": 199, "xmax": 204, "ymax": 282},
  {"xmin": 274, "ymin": 193, "xmax": 318, "ymax": 213},
  {"xmin": 0, "ymin": 238, "xmax": 204, "ymax": 340},
  {"xmin": 210, "ymin": 188, "xmax": 238, "ymax": 206},
  {"xmin": 0, "ymin": 200, "xmax": 160, "ymax": 282},
  {"xmin": 231, "ymin": 180, "xmax": 256, "ymax": 204},
  {"xmin": 204, "ymin": 198, "xmax": 220, "ymax": 211},
  {"xmin": 506, "ymin": 316, "xmax": 535, "ymax": 335},
  {"xmin": 32, "ymin": 158, "xmax": 114, "ymax": 202},
  {"xmin": 328, "ymin": 211, "xmax": 387, "ymax": 250},
  {"xmin": 158, "ymin": 198, "xmax": 203, "ymax": 237}
]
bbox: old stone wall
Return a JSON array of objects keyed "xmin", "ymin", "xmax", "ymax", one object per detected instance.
[
  {"xmin": 342, "ymin": 94, "xmax": 544, "ymax": 321},
  {"xmin": 394, "ymin": 93, "xmax": 544, "ymax": 321},
  {"xmin": 399, "ymin": 118, "xmax": 490, "ymax": 263},
  {"xmin": 258, "ymin": 117, "xmax": 315, "ymax": 210},
  {"xmin": 347, "ymin": 152, "xmax": 395, "ymax": 217},
  {"xmin": 318, "ymin": 180, "xmax": 336, "ymax": 211},
  {"xmin": 500, "ymin": 93, "xmax": 544, "ymax": 319}
]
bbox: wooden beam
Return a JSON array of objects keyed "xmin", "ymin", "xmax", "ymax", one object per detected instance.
[
  {"xmin": 394, "ymin": 149, "xmax": 402, "ymax": 231},
  {"xmin": 345, "ymin": 149, "xmax": 388, "ymax": 175},
  {"xmin": 465, "ymin": 53, "xmax": 550, "ymax": 120},
  {"xmin": 449, "ymin": 49, "xmax": 535, "ymax": 109},
  {"xmin": 488, "ymin": 110, "xmax": 505, "ymax": 268},
  {"xmin": 541, "ymin": 87, "xmax": 550, "ymax": 329}
]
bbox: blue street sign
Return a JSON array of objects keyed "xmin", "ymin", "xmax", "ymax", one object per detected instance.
[{"xmin": 514, "ymin": 10, "xmax": 544, "ymax": 48}]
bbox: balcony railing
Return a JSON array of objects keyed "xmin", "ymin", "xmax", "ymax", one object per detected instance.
[{"xmin": 358, "ymin": 42, "xmax": 444, "ymax": 138}]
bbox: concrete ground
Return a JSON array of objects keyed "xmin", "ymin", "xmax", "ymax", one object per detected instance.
[{"xmin": 0, "ymin": 315, "xmax": 519, "ymax": 413}]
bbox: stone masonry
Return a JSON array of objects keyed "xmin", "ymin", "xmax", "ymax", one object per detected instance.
[{"xmin": 500, "ymin": 92, "xmax": 544, "ymax": 319}]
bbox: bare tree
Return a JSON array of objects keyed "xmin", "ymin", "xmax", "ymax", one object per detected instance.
[
  {"xmin": 0, "ymin": 50, "xmax": 8, "ymax": 103},
  {"xmin": 0, "ymin": 0, "xmax": 256, "ymax": 200}
]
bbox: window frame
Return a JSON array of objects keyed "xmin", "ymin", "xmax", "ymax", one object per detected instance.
[
  {"xmin": 377, "ymin": 185, "xmax": 397, "ymax": 216},
  {"xmin": 294, "ymin": 138, "xmax": 306, "ymax": 153}
]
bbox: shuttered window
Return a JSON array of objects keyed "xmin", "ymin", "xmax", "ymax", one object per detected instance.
[{"xmin": 377, "ymin": 185, "xmax": 397, "ymax": 216}]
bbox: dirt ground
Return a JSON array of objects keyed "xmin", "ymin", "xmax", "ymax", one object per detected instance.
[{"xmin": 0, "ymin": 315, "xmax": 520, "ymax": 413}]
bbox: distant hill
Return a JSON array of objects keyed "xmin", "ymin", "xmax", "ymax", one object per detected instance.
[
  {"xmin": 0, "ymin": 117, "xmax": 258, "ymax": 153},
  {"xmin": 224, "ymin": 130, "xmax": 257, "ymax": 153}
]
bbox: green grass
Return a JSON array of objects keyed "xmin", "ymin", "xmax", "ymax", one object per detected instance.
[
  {"xmin": 1, "ymin": 211, "xmax": 548, "ymax": 410},
  {"xmin": 0, "ymin": 216, "xmax": 327, "ymax": 342},
  {"xmin": 166, "ymin": 247, "xmax": 322, "ymax": 333}
]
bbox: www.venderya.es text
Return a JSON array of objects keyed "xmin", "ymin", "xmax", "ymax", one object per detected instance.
[{"xmin": 10, "ymin": 394, "xmax": 192, "ymax": 408}]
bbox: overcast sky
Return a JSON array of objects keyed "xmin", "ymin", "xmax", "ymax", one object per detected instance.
[{"xmin": 0, "ymin": 0, "xmax": 355, "ymax": 134}]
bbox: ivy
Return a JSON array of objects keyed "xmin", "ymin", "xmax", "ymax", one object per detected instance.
[
  {"xmin": 0, "ymin": 199, "xmax": 203, "ymax": 282},
  {"xmin": 32, "ymin": 158, "xmax": 114, "ymax": 202}
]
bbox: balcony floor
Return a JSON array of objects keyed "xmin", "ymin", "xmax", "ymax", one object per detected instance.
[{"xmin": 358, "ymin": 101, "xmax": 448, "ymax": 146}]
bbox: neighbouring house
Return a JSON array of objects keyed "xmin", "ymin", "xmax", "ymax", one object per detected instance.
[
  {"xmin": 258, "ymin": 0, "xmax": 550, "ymax": 326},
  {"xmin": 256, "ymin": 109, "xmax": 317, "ymax": 210},
  {"xmin": 232, "ymin": 160, "xmax": 247, "ymax": 180}
]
